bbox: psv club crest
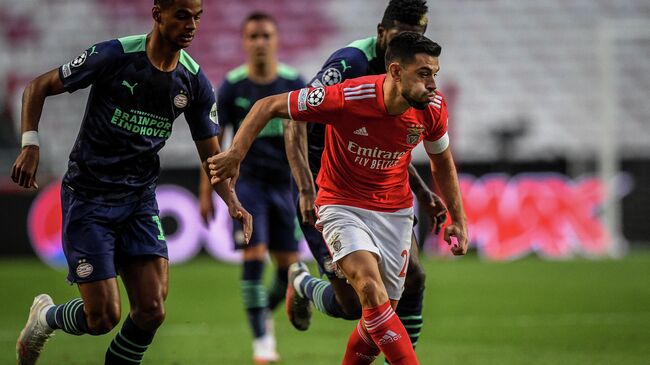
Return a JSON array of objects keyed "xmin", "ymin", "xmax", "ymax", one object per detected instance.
[{"xmin": 406, "ymin": 124, "xmax": 425, "ymax": 145}]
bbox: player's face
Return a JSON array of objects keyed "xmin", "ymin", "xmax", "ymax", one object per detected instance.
[
  {"xmin": 155, "ymin": 0, "xmax": 203, "ymax": 49},
  {"xmin": 377, "ymin": 21, "xmax": 426, "ymax": 56},
  {"xmin": 242, "ymin": 20, "xmax": 278, "ymax": 65},
  {"xmin": 398, "ymin": 54, "xmax": 439, "ymax": 110}
]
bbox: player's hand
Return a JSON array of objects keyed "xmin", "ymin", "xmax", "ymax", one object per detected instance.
[
  {"xmin": 208, "ymin": 150, "xmax": 241, "ymax": 190},
  {"xmin": 198, "ymin": 190, "xmax": 215, "ymax": 227},
  {"xmin": 227, "ymin": 195, "xmax": 252, "ymax": 244},
  {"xmin": 11, "ymin": 146, "xmax": 40, "ymax": 189},
  {"xmin": 416, "ymin": 189, "xmax": 447, "ymax": 234},
  {"xmin": 444, "ymin": 222, "xmax": 468, "ymax": 256},
  {"xmin": 299, "ymin": 191, "xmax": 317, "ymax": 226}
]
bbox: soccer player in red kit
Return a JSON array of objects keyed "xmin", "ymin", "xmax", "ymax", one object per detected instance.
[{"xmin": 209, "ymin": 32, "xmax": 468, "ymax": 364}]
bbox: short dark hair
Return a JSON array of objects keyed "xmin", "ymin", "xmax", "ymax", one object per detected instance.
[
  {"xmin": 241, "ymin": 11, "xmax": 277, "ymax": 32},
  {"xmin": 154, "ymin": 0, "xmax": 175, "ymax": 10},
  {"xmin": 381, "ymin": 0, "xmax": 428, "ymax": 29},
  {"xmin": 385, "ymin": 32, "xmax": 441, "ymax": 67}
]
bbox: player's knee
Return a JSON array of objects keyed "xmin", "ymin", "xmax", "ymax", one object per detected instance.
[
  {"xmin": 131, "ymin": 300, "xmax": 166, "ymax": 331},
  {"xmin": 404, "ymin": 264, "xmax": 426, "ymax": 294},
  {"xmin": 86, "ymin": 304, "xmax": 121, "ymax": 335},
  {"xmin": 356, "ymin": 278, "xmax": 384, "ymax": 306}
]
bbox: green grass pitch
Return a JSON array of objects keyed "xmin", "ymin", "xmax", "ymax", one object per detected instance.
[{"xmin": 1, "ymin": 253, "xmax": 649, "ymax": 364}]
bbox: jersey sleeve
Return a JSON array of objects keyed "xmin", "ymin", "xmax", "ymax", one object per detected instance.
[
  {"xmin": 287, "ymin": 84, "xmax": 344, "ymax": 126},
  {"xmin": 422, "ymin": 93, "xmax": 450, "ymax": 154},
  {"xmin": 309, "ymin": 47, "xmax": 369, "ymax": 88},
  {"xmin": 216, "ymin": 79, "xmax": 237, "ymax": 129},
  {"xmin": 183, "ymin": 69, "xmax": 220, "ymax": 141},
  {"xmin": 59, "ymin": 40, "xmax": 122, "ymax": 93}
]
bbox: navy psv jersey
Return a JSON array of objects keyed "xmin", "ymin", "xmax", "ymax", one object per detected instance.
[
  {"xmin": 307, "ymin": 36, "xmax": 385, "ymax": 178},
  {"xmin": 59, "ymin": 34, "xmax": 218, "ymax": 201},
  {"xmin": 218, "ymin": 64, "xmax": 304, "ymax": 184}
]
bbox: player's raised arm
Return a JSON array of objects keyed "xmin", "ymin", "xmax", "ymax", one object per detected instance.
[
  {"xmin": 207, "ymin": 92, "xmax": 290, "ymax": 186},
  {"xmin": 11, "ymin": 69, "xmax": 66, "ymax": 189}
]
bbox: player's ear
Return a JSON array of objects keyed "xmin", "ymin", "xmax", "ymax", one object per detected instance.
[
  {"xmin": 152, "ymin": 5, "xmax": 162, "ymax": 23},
  {"xmin": 388, "ymin": 63, "xmax": 401, "ymax": 82}
]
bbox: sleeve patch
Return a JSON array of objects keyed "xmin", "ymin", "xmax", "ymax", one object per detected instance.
[
  {"xmin": 307, "ymin": 87, "xmax": 325, "ymax": 107},
  {"xmin": 321, "ymin": 68, "xmax": 342, "ymax": 86},
  {"xmin": 297, "ymin": 88, "xmax": 309, "ymax": 111}
]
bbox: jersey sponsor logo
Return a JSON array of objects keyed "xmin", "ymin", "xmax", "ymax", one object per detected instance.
[
  {"xmin": 406, "ymin": 124, "xmax": 425, "ymax": 145},
  {"xmin": 75, "ymin": 260, "xmax": 93, "ymax": 278},
  {"xmin": 173, "ymin": 93, "xmax": 188, "ymax": 108},
  {"xmin": 340, "ymin": 60, "xmax": 352, "ymax": 73},
  {"xmin": 353, "ymin": 127, "xmax": 369, "ymax": 136},
  {"xmin": 121, "ymin": 80, "xmax": 138, "ymax": 95},
  {"xmin": 297, "ymin": 88, "xmax": 309, "ymax": 111},
  {"xmin": 61, "ymin": 63, "xmax": 72, "ymax": 78},
  {"xmin": 70, "ymin": 51, "xmax": 87, "ymax": 68},
  {"xmin": 343, "ymin": 84, "xmax": 376, "ymax": 100},
  {"xmin": 110, "ymin": 107, "xmax": 173, "ymax": 139},
  {"xmin": 348, "ymin": 141, "xmax": 406, "ymax": 170},
  {"xmin": 209, "ymin": 102, "xmax": 218, "ymax": 124},
  {"xmin": 307, "ymin": 87, "xmax": 325, "ymax": 107},
  {"xmin": 322, "ymin": 67, "xmax": 342, "ymax": 86}
]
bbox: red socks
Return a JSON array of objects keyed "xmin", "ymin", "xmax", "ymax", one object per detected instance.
[
  {"xmin": 363, "ymin": 301, "xmax": 418, "ymax": 365},
  {"xmin": 342, "ymin": 321, "xmax": 381, "ymax": 364}
]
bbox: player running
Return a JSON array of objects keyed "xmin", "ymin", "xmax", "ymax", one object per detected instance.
[
  {"xmin": 11, "ymin": 1, "xmax": 251, "ymax": 364},
  {"xmin": 283, "ymin": 1, "xmax": 445, "ymax": 360},
  {"xmin": 197, "ymin": 12, "xmax": 305, "ymax": 364},
  {"xmin": 208, "ymin": 32, "xmax": 468, "ymax": 365}
]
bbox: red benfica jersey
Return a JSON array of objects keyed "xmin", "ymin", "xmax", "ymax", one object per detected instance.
[{"xmin": 288, "ymin": 74, "xmax": 449, "ymax": 212}]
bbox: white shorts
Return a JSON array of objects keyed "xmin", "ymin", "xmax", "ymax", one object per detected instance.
[{"xmin": 316, "ymin": 204, "xmax": 414, "ymax": 300}]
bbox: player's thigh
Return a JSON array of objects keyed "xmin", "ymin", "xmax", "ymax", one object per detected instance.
[
  {"xmin": 235, "ymin": 179, "xmax": 270, "ymax": 248},
  {"xmin": 119, "ymin": 255, "xmax": 169, "ymax": 308},
  {"xmin": 78, "ymin": 278, "xmax": 121, "ymax": 318},
  {"xmin": 299, "ymin": 211, "xmax": 337, "ymax": 278}
]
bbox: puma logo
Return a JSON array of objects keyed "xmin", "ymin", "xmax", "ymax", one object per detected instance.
[
  {"xmin": 89, "ymin": 45, "xmax": 99, "ymax": 56},
  {"xmin": 340, "ymin": 60, "xmax": 352, "ymax": 72},
  {"xmin": 122, "ymin": 80, "xmax": 138, "ymax": 95}
]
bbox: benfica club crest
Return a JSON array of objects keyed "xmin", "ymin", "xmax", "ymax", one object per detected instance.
[{"xmin": 406, "ymin": 125, "xmax": 425, "ymax": 145}]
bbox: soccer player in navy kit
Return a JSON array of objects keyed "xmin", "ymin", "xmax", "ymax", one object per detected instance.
[
  {"xmin": 11, "ymin": 1, "xmax": 251, "ymax": 364},
  {"xmin": 197, "ymin": 12, "xmax": 305, "ymax": 364},
  {"xmin": 283, "ymin": 0, "xmax": 446, "ymax": 360}
]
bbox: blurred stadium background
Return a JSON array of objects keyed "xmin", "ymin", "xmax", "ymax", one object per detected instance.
[{"xmin": 0, "ymin": 0, "xmax": 648, "ymax": 364}]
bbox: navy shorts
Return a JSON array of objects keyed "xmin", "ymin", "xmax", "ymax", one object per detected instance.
[
  {"xmin": 233, "ymin": 179, "xmax": 298, "ymax": 252},
  {"xmin": 61, "ymin": 185, "xmax": 168, "ymax": 284}
]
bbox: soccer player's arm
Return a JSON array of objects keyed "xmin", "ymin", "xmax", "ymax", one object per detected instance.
[
  {"xmin": 284, "ymin": 117, "xmax": 316, "ymax": 224},
  {"xmin": 11, "ymin": 42, "xmax": 113, "ymax": 189},
  {"xmin": 197, "ymin": 80, "xmax": 234, "ymax": 225},
  {"xmin": 187, "ymin": 72, "xmax": 252, "ymax": 242},
  {"xmin": 423, "ymin": 99, "xmax": 468, "ymax": 255},
  {"xmin": 209, "ymin": 84, "xmax": 344, "ymax": 187},
  {"xmin": 284, "ymin": 76, "xmax": 316, "ymax": 224}
]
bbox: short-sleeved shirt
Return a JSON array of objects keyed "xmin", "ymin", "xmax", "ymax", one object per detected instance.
[
  {"xmin": 307, "ymin": 37, "xmax": 385, "ymax": 178},
  {"xmin": 218, "ymin": 64, "xmax": 304, "ymax": 184},
  {"xmin": 59, "ymin": 34, "xmax": 219, "ymax": 202},
  {"xmin": 288, "ymin": 74, "xmax": 449, "ymax": 212}
]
